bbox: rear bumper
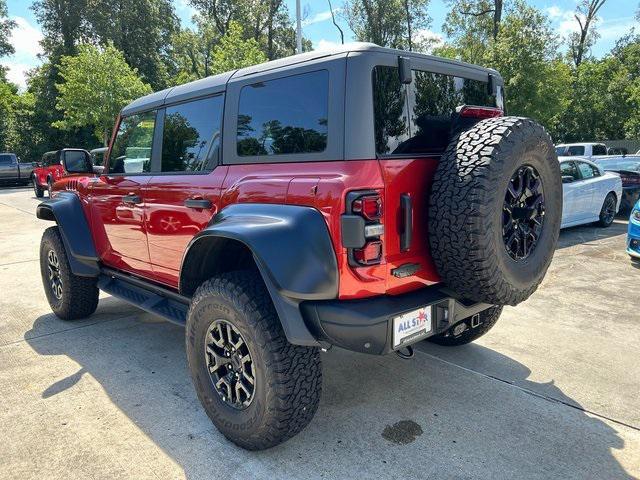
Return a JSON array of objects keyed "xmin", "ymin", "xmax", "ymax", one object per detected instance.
[{"xmin": 300, "ymin": 285, "xmax": 491, "ymax": 355}]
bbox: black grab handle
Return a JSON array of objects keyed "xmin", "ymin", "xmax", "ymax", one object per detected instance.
[{"xmin": 401, "ymin": 193, "xmax": 412, "ymax": 251}]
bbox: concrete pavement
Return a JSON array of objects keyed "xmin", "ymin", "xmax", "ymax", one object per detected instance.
[{"xmin": 0, "ymin": 186, "xmax": 638, "ymax": 479}]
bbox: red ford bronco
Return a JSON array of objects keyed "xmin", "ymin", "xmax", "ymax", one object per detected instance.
[
  {"xmin": 32, "ymin": 150, "xmax": 68, "ymax": 197},
  {"xmin": 37, "ymin": 43, "xmax": 561, "ymax": 450}
]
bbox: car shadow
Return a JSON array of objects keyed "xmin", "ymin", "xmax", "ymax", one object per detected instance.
[
  {"xmin": 557, "ymin": 216, "xmax": 628, "ymax": 250},
  {"xmin": 23, "ymin": 307, "xmax": 635, "ymax": 479}
]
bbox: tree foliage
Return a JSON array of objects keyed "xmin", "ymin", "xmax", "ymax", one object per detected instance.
[
  {"xmin": 0, "ymin": 0, "xmax": 16, "ymax": 58},
  {"xmin": 54, "ymin": 44, "xmax": 152, "ymax": 145},
  {"xmin": 172, "ymin": 20, "xmax": 266, "ymax": 84},
  {"xmin": 343, "ymin": 0, "xmax": 432, "ymax": 50}
]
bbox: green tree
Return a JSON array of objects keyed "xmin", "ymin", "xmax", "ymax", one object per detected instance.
[
  {"xmin": 54, "ymin": 44, "xmax": 152, "ymax": 145},
  {"xmin": 84, "ymin": 0, "xmax": 179, "ymax": 89},
  {"xmin": 441, "ymin": 0, "xmax": 504, "ymax": 63},
  {"xmin": 491, "ymin": 1, "xmax": 571, "ymax": 134},
  {"xmin": 0, "ymin": 0, "xmax": 16, "ymax": 59},
  {"xmin": 172, "ymin": 20, "xmax": 266, "ymax": 84},
  {"xmin": 343, "ymin": 0, "xmax": 432, "ymax": 50},
  {"xmin": 188, "ymin": 0, "xmax": 310, "ymax": 60}
]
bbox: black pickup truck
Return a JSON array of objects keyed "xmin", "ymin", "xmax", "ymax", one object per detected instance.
[{"xmin": 0, "ymin": 153, "xmax": 35, "ymax": 185}]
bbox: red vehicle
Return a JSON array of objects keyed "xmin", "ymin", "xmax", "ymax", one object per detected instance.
[
  {"xmin": 32, "ymin": 150, "xmax": 66, "ymax": 197},
  {"xmin": 37, "ymin": 44, "xmax": 561, "ymax": 450}
]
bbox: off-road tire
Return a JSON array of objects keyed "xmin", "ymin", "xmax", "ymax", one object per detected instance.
[
  {"xmin": 597, "ymin": 192, "xmax": 617, "ymax": 227},
  {"xmin": 40, "ymin": 226, "xmax": 99, "ymax": 320},
  {"xmin": 186, "ymin": 271, "xmax": 322, "ymax": 450},
  {"xmin": 428, "ymin": 306, "xmax": 503, "ymax": 346},
  {"xmin": 33, "ymin": 176, "xmax": 44, "ymax": 198},
  {"xmin": 428, "ymin": 117, "xmax": 562, "ymax": 306}
]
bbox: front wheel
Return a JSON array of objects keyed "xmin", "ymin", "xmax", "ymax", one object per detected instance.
[
  {"xmin": 186, "ymin": 271, "xmax": 322, "ymax": 450},
  {"xmin": 40, "ymin": 226, "xmax": 99, "ymax": 320},
  {"xmin": 33, "ymin": 177, "xmax": 44, "ymax": 198},
  {"xmin": 597, "ymin": 193, "xmax": 617, "ymax": 227},
  {"xmin": 427, "ymin": 306, "xmax": 503, "ymax": 347}
]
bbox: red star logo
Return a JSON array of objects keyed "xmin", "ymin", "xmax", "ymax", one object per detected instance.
[{"xmin": 417, "ymin": 310, "xmax": 426, "ymax": 322}]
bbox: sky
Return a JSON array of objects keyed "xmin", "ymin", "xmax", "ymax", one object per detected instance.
[{"xmin": 3, "ymin": 0, "xmax": 638, "ymax": 89}]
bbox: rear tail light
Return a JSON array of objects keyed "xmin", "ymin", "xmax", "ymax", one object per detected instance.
[
  {"xmin": 458, "ymin": 105, "xmax": 503, "ymax": 119},
  {"xmin": 352, "ymin": 195, "xmax": 382, "ymax": 221},
  {"xmin": 621, "ymin": 175, "xmax": 640, "ymax": 185},
  {"xmin": 353, "ymin": 241, "xmax": 382, "ymax": 265},
  {"xmin": 342, "ymin": 190, "xmax": 384, "ymax": 266}
]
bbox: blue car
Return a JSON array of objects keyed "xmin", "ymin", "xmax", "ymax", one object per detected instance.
[{"xmin": 628, "ymin": 198, "xmax": 640, "ymax": 260}]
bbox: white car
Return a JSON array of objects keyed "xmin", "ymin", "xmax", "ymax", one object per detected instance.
[{"xmin": 560, "ymin": 157, "xmax": 622, "ymax": 229}]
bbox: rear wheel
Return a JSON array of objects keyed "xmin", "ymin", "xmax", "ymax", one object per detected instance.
[
  {"xmin": 186, "ymin": 271, "xmax": 322, "ymax": 450},
  {"xmin": 428, "ymin": 306, "xmax": 503, "ymax": 346},
  {"xmin": 39, "ymin": 226, "xmax": 99, "ymax": 320},
  {"xmin": 597, "ymin": 193, "xmax": 617, "ymax": 227}
]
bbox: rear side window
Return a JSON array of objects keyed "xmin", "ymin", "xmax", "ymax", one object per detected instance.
[
  {"xmin": 161, "ymin": 95, "xmax": 224, "ymax": 172},
  {"xmin": 560, "ymin": 161, "xmax": 580, "ymax": 181},
  {"xmin": 237, "ymin": 70, "xmax": 328, "ymax": 156},
  {"xmin": 109, "ymin": 111, "xmax": 156, "ymax": 174},
  {"xmin": 372, "ymin": 66, "xmax": 496, "ymax": 156},
  {"xmin": 372, "ymin": 66, "xmax": 410, "ymax": 155},
  {"xmin": 592, "ymin": 144, "xmax": 607, "ymax": 156}
]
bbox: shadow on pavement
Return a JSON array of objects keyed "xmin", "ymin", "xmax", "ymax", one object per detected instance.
[
  {"xmin": 24, "ymin": 308, "xmax": 635, "ymax": 480},
  {"xmin": 557, "ymin": 217, "xmax": 628, "ymax": 250}
]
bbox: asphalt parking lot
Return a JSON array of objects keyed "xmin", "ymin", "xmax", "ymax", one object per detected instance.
[{"xmin": 0, "ymin": 186, "xmax": 638, "ymax": 480}]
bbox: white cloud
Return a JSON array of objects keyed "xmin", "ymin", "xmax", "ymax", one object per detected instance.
[
  {"xmin": 546, "ymin": 6, "xmax": 564, "ymax": 20},
  {"xmin": 2, "ymin": 17, "xmax": 43, "ymax": 90},
  {"xmin": 5, "ymin": 62, "xmax": 32, "ymax": 89},
  {"xmin": 10, "ymin": 16, "xmax": 44, "ymax": 58},
  {"xmin": 303, "ymin": 9, "xmax": 339, "ymax": 26},
  {"xmin": 314, "ymin": 39, "xmax": 343, "ymax": 52},
  {"xmin": 598, "ymin": 16, "xmax": 636, "ymax": 40}
]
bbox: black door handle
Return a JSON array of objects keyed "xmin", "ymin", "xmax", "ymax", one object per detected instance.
[
  {"xmin": 184, "ymin": 198, "xmax": 212, "ymax": 209},
  {"xmin": 122, "ymin": 194, "xmax": 141, "ymax": 204}
]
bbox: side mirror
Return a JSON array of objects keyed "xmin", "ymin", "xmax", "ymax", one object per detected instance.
[
  {"xmin": 562, "ymin": 175, "xmax": 574, "ymax": 184},
  {"xmin": 61, "ymin": 149, "xmax": 93, "ymax": 174}
]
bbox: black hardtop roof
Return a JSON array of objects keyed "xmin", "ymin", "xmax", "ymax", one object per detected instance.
[{"xmin": 121, "ymin": 42, "xmax": 500, "ymax": 116}]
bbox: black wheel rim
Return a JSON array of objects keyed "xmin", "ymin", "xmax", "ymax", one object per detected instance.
[
  {"xmin": 502, "ymin": 165, "xmax": 545, "ymax": 261},
  {"xmin": 204, "ymin": 320, "xmax": 256, "ymax": 410},
  {"xmin": 603, "ymin": 196, "xmax": 616, "ymax": 224},
  {"xmin": 47, "ymin": 249, "xmax": 63, "ymax": 300}
]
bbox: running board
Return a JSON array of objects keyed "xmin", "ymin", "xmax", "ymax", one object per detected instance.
[{"xmin": 98, "ymin": 269, "xmax": 189, "ymax": 326}]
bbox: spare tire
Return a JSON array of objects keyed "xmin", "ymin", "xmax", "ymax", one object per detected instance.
[{"xmin": 428, "ymin": 116, "xmax": 561, "ymax": 306}]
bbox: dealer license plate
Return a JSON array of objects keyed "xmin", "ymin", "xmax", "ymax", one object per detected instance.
[{"xmin": 392, "ymin": 306, "xmax": 432, "ymax": 348}]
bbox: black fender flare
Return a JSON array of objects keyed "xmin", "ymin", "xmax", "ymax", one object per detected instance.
[
  {"xmin": 180, "ymin": 204, "xmax": 339, "ymax": 346},
  {"xmin": 36, "ymin": 191, "xmax": 100, "ymax": 276}
]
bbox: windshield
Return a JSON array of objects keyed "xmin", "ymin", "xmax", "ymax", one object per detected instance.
[
  {"xmin": 596, "ymin": 158, "xmax": 640, "ymax": 172},
  {"xmin": 556, "ymin": 145, "xmax": 584, "ymax": 156}
]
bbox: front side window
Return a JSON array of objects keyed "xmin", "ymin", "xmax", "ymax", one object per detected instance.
[
  {"xmin": 109, "ymin": 111, "xmax": 156, "ymax": 174},
  {"xmin": 567, "ymin": 145, "xmax": 585, "ymax": 156},
  {"xmin": 577, "ymin": 162, "xmax": 598, "ymax": 179},
  {"xmin": 64, "ymin": 151, "xmax": 89, "ymax": 171},
  {"xmin": 0, "ymin": 154, "xmax": 13, "ymax": 165},
  {"xmin": 161, "ymin": 95, "xmax": 224, "ymax": 172},
  {"xmin": 237, "ymin": 70, "xmax": 328, "ymax": 157}
]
